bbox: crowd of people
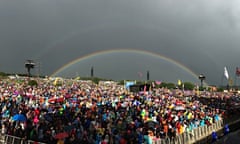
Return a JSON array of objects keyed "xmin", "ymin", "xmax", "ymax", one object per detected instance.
[{"xmin": 0, "ymin": 77, "xmax": 236, "ymax": 144}]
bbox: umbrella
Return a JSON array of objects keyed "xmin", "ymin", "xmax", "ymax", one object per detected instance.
[
  {"xmin": 48, "ymin": 97, "xmax": 55, "ymax": 103},
  {"xmin": 64, "ymin": 94, "xmax": 72, "ymax": 99},
  {"xmin": 175, "ymin": 100, "xmax": 183, "ymax": 105},
  {"xmin": 56, "ymin": 97, "xmax": 64, "ymax": 103},
  {"xmin": 33, "ymin": 116, "xmax": 39, "ymax": 124},
  {"xmin": 144, "ymin": 120, "xmax": 158, "ymax": 129},
  {"xmin": 48, "ymin": 97, "xmax": 64, "ymax": 103},
  {"xmin": 54, "ymin": 132, "xmax": 69, "ymax": 139},
  {"xmin": 174, "ymin": 105, "xmax": 185, "ymax": 111},
  {"xmin": 12, "ymin": 114, "xmax": 27, "ymax": 122}
]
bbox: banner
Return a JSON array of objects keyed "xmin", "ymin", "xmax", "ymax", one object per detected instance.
[
  {"xmin": 236, "ymin": 67, "xmax": 240, "ymax": 77},
  {"xmin": 124, "ymin": 80, "xmax": 136, "ymax": 90}
]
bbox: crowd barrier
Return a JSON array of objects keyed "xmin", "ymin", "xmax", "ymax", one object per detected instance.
[
  {"xmin": 153, "ymin": 119, "xmax": 224, "ymax": 144},
  {"xmin": 0, "ymin": 134, "xmax": 46, "ymax": 144},
  {"xmin": 212, "ymin": 118, "xmax": 240, "ymax": 144},
  {"xmin": 0, "ymin": 119, "xmax": 225, "ymax": 144}
]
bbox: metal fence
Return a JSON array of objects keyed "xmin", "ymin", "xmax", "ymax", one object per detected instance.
[
  {"xmin": 0, "ymin": 135, "xmax": 46, "ymax": 144},
  {"xmin": 0, "ymin": 120, "xmax": 224, "ymax": 144},
  {"xmin": 152, "ymin": 119, "xmax": 224, "ymax": 144}
]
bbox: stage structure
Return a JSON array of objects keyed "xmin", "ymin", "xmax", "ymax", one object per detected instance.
[
  {"xmin": 91, "ymin": 66, "xmax": 94, "ymax": 78},
  {"xmin": 198, "ymin": 74, "xmax": 206, "ymax": 88},
  {"xmin": 25, "ymin": 60, "xmax": 35, "ymax": 77},
  {"xmin": 147, "ymin": 70, "xmax": 150, "ymax": 81}
]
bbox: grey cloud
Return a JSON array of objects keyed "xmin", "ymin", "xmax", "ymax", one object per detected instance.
[{"xmin": 0, "ymin": 0, "xmax": 239, "ymax": 84}]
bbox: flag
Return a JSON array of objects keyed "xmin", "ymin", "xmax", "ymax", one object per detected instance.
[
  {"xmin": 137, "ymin": 72, "xmax": 143, "ymax": 78},
  {"xmin": 236, "ymin": 67, "xmax": 240, "ymax": 77},
  {"xmin": 178, "ymin": 79, "xmax": 182, "ymax": 86},
  {"xmin": 155, "ymin": 80, "xmax": 161, "ymax": 85},
  {"xmin": 224, "ymin": 67, "xmax": 229, "ymax": 80},
  {"xmin": 229, "ymin": 78, "xmax": 233, "ymax": 86}
]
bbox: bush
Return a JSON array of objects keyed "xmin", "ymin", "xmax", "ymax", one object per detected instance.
[
  {"xmin": 183, "ymin": 82, "xmax": 195, "ymax": 90},
  {"xmin": 28, "ymin": 80, "xmax": 38, "ymax": 86},
  {"xmin": 159, "ymin": 82, "xmax": 176, "ymax": 89}
]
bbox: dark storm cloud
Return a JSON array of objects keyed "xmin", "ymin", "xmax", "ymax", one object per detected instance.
[{"xmin": 0, "ymin": 0, "xmax": 240, "ymax": 84}]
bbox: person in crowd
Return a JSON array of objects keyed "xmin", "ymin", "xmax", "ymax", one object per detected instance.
[{"xmin": 0, "ymin": 78, "xmax": 235, "ymax": 144}]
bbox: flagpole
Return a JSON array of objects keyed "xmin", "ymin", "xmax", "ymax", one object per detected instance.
[
  {"xmin": 220, "ymin": 75, "xmax": 223, "ymax": 87},
  {"xmin": 235, "ymin": 73, "xmax": 237, "ymax": 90},
  {"xmin": 237, "ymin": 76, "xmax": 239, "ymax": 91}
]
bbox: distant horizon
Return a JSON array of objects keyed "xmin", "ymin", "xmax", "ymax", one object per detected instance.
[{"xmin": 1, "ymin": 71, "xmax": 218, "ymax": 87}]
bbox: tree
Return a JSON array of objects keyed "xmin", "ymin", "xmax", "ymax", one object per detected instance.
[
  {"xmin": 0, "ymin": 72, "xmax": 7, "ymax": 79},
  {"xmin": 183, "ymin": 82, "xmax": 195, "ymax": 90},
  {"xmin": 166, "ymin": 83, "xmax": 176, "ymax": 89},
  {"xmin": 118, "ymin": 80, "xmax": 125, "ymax": 85},
  {"xmin": 159, "ymin": 82, "xmax": 176, "ymax": 89},
  {"xmin": 217, "ymin": 87, "xmax": 224, "ymax": 92},
  {"xmin": 28, "ymin": 80, "xmax": 38, "ymax": 86},
  {"xmin": 92, "ymin": 77, "xmax": 101, "ymax": 84}
]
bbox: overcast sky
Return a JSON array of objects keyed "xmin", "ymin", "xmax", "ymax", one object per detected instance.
[{"xmin": 0, "ymin": 0, "xmax": 240, "ymax": 85}]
